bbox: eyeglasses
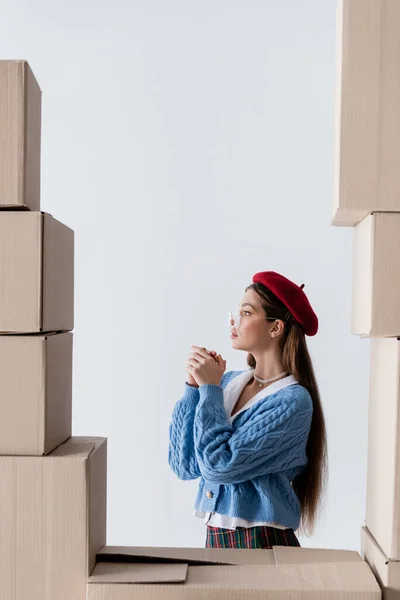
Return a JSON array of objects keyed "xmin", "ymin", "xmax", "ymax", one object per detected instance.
[{"xmin": 228, "ymin": 308, "xmax": 279, "ymax": 330}]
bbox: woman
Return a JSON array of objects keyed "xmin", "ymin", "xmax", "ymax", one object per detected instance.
[{"xmin": 168, "ymin": 270, "xmax": 328, "ymax": 549}]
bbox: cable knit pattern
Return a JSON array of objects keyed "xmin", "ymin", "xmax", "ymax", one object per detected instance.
[
  {"xmin": 169, "ymin": 370, "xmax": 313, "ymax": 530},
  {"xmin": 168, "ymin": 384, "xmax": 202, "ymax": 480}
]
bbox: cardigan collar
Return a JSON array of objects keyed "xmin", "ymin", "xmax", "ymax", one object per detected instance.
[{"xmin": 223, "ymin": 369, "xmax": 299, "ymax": 423}]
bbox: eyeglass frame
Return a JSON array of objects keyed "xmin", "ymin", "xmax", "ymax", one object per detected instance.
[{"xmin": 228, "ymin": 307, "xmax": 291, "ymax": 330}]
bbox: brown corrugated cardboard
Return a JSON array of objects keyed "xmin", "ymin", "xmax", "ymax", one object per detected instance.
[
  {"xmin": 0, "ymin": 60, "xmax": 41, "ymax": 209},
  {"xmin": 88, "ymin": 545, "xmax": 381, "ymax": 599},
  {"xmin": 96, "ymin": 544, "xmax": 362, "ymax": 566},
  {"xmin": 351, "ymin": 212, "xmax": 400, "ymax": 336},
  {"xmin": 0, "ymin": 436, "xmax": 107, "ymax": 600},
  {"xmin": 361, "ymin": 526, "xmax": 400, "ymax": 600},
  {"xmin": 0, "ymin": 332, "xmax": 72, "ymax": 455},
  {"xmin": 0, "ymin": 211, "xmax": 74, "ymax": 332},
  {"xmin": 97, "ymin": 545, "xmax": 271, "ymax": 565},
  {"xmin": 366, "ymin": 338, "xmax": 400, "ymax": 560},
  {"xmin": 332, "ymin": 0, "xmax": 400, "ymax": 227},
  {"xmin": 90, "ymin": 562, "xmax": 188, "ymax": 584}
]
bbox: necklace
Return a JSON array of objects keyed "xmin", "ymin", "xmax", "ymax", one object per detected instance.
[{"xmin": 253, "ymin": 370, "xmax": 289, "ymax": 388}]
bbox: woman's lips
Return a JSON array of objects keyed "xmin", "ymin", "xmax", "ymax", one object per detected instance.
[{"xmin": 230, "ymin": 331, "xmax": 238, "ymax": 338}]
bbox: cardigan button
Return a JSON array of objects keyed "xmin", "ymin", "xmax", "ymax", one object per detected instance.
[{"xmin": 206, "ymin": 490, "xmax": 213, "ymax": 499}]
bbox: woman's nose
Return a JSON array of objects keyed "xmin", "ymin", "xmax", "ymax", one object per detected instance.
[{"xmin": 232, "ymin": 313, "xmax": 241, "ymax": 328}]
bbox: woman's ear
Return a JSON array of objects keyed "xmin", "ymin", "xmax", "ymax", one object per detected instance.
[{"xmin": 271, "ymin": 319, "xmax": 284, "ymax": 337}]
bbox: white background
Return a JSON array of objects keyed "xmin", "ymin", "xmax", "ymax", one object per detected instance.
[{"xmin": 0, "ymin": 0, "xmax": 369, "ymax": 550}]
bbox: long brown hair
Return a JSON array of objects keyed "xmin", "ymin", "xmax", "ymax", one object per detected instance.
[{"xmin": 245, "ymin": 282, "xmax": 328, "ymax": 537}]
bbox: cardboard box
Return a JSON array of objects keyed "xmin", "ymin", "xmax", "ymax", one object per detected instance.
[
  {"xmin": 0, "ymin": 211, "xmax": 74, "ymax": 333},
  {"xmin": 0, "ymin": 60, "xmax": 41, "ymax": 210},
  {"xmin": 87, "ymin": 545, "xmax": 381, "ymax": 599},
  {"xmin": 332, "ymin": 0, "xmax": 400, "ymax": 227},
  {"xmin": 366, "ymin": 337, "xmax": 400, "ymax": 560},
  {"xmin": 0, "ymin": 436, "xmax": 107, "ymax": 600},
  {"xmin": 361, "ymin": 526, "xmax": 400, "ymax": 600},
  {"xmin": 351, "ymin": 212, "xmax": 400, "ymax": 337},
  {"xmin": 0, "ymin": 331, "xmax": 73, "ymax": 455}
]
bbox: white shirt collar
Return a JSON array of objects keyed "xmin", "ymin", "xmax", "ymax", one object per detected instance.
[{"xmin": 223, "ymin": 369, "xmax": 299, "ymax": 423}]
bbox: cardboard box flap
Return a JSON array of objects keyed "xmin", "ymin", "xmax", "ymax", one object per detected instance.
[
  {"xmin": 49, "ymin": 436, "xmax": 106, "ymax": 459},
  {"xmin": 272, "ymin": 546, "xmax": 362, "ymax": 564},
  {"xmin": 88, "ymin": 560, "xmax": 381, "ymax": 594},
  {"xmin": 97, "ymin": 545, "xmax": 363, "ymax": 568},
  {"xmin": 96, "ymin": 545, "xmax": 275, "ymax": 566},
  {"xmin": 186, "ymin": 562, "xmax": 380, "ymax": 595},
  {"xmin": 89, "ymin": 562, "xmax": 188, "ymax": 584}
]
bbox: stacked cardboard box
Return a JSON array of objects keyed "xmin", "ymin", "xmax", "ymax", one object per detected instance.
[
  {"xmin": 87, "ymin": 545, "xmax": 380, "ymax": 599},
  {"xmin": 0, "ymin": 43, "xmax": 386, "ymax": 599},
  {"xmin": 82, "ymin": 0, "xmax": 381, "ymax": 592},
  {"xmin": 333, "ymin": 0, "xmax": 400, "ymax": 597},
  {"xmin": 332, "ymin": 0, "xmax": 400, "ymax": 228},
  {"xmin": 0, "ymin": 60, "xmax": 107, "ymax": 600}
]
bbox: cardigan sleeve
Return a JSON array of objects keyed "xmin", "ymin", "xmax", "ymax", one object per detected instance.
[
  {"xmin": 168, "ymin": 372, "xmax": 234, "ymax": 481},
  {"xmin": 193, "ymin": 383, "xmax": 313, "ymax": 485},
  {"xmin": 168, "ymin": 383, "xmax": 202, "ymax": 480}
]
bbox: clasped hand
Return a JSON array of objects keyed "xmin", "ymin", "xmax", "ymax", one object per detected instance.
[{"xmin": 185, "ymin": 345, "xmax": 226, "ymax": 387}]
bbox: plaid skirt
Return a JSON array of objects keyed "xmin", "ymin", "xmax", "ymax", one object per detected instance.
[{"xmin": 205, "ymin": 524, "xmax": 301, "ymax": 549}]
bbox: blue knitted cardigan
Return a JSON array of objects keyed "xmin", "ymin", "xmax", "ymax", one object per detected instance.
[{"xmin": 168, "ymin": 370, "xmax": 313, "ymax": 530}]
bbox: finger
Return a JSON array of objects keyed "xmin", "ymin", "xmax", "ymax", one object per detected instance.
[
  {"xmin": 209, "ymin": 352, "xmax": 220, "ymax": 365},
  {"xmin": 191, "ymin": 346, "xmax": 210, "ymax": 358},
  {"xmin": 188, "ymin": 348, "xmax": 206, "ymax": 361},
  {"xmin": 189, "ymin": 352, "xmax": 205, "ymax": 365},
  {"xmin": 216, "ymin": 355, "xmax": 225, "ymax": 369},
  {"xmin": 191, "ymin": 345, "xmax": 211, "ymax": 360},
  {"xmin": 187, "ymin": 358, "xmax": 203, "ymax": 370},
  {"xmin": 190, "ymin": 351, "xmax": 209, "ymax": 365}
]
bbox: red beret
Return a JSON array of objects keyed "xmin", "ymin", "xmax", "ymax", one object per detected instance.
[{"xmin": 252, "ymin": 271, "xmax": 318, "ymax": 336}]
